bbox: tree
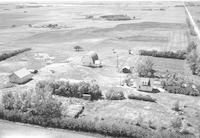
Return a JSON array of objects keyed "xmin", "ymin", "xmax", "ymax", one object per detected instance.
[
  {"xmin": 135, "ymin": 57, "xmax": 155, "ymax": 77},
  {"xmin": 187, "ymin": 50, "xmax": 199, "ymax": 75},
  {"xmin": 187, "ymin": 41, "xmax": 197, "ymax": 53},
  {"xmin": 74, "ymin": 46, "xmax": 83, "ymax": 52}
]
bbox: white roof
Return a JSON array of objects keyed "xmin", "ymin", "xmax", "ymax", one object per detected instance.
[
  {"xmin": 13, "ymin": 68, "xmax": 31, "ymax": 78},
  {"xmin": 95, "ymin": 60, "xmax": 101, "ymax": 64},
  {"xmin": 123, "ymin": 65, "xmax": 131, "ymax": 69}
]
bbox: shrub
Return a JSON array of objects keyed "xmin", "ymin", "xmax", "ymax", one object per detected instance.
[
  {"xmin": 190, "ymin": 28, "xmax": 197, "ymax": 36},
  {"xmin": 135, "ymin": 57, "xmax": 155, "ymax": 77},
  {"xmin": 187, "ymin": 50, "xmax": 199, "ymax": 75},
  {"xmin": 88, "ymin": 83, "xmax": 102, "ymax": 100},
  {"xmin": 171, "ymin": 117, "xmax": 183, "ymax": 131},
  {"xmin": 2, "ymin": 91, "xmax": 15, "ymax": 110},
  {"xmin": 105, "ymin": 89, "xmax": 125, "ymax": 100},
  {"xmin": 187, "ymin": 41, "xmax": 197, "ymax": 53},
  {"xmin": 128, "ymin": 94, "xmax": 156, "ymax": 102},
  {"xmin": 162, "ymin": 73, "xmax": 200, "ymax": 96},
  {"xmin": 139, "ymin": 50, "xmax": 186, "ymax": 60},
  {"xmin": 172, "ymin": 100, "xmax": 181, "ymax": 112}
]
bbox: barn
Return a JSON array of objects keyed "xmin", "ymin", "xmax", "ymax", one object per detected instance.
[
  {"xmin": 136, "ymin": 78, "xmax": 153, "ymax": 92},
  {"xmin": 81, "ymin": 51, "xmax": 99, "ymax": 66},
  {"xmin": 9, "ymin": 68, "xmax": 33, "ymax": 84}
]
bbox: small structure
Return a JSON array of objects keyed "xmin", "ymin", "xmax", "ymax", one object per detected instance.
[
  {"xmin": 136, "ymin": 78, "xmax": 153, "ymax": 92},
  {"xmin": 81, "ymin": 51, "xmax": 100, "ymax": 67},
  {"xmin": 82, "ymin": 94, "xmax": 91, "ymax": 100},
  {"xmin": 9, "ymin": 68, "xmax": 32, "ymax": 84},
  {"xmin": 121, "ymin": 66, "xmax": 132, "ymax": 73}
]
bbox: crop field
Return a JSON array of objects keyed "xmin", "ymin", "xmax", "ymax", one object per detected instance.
[{"xmin": 0, "ymin": 1, "xmax": 200, "ymax": 137}]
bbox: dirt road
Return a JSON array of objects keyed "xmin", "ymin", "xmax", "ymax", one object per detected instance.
[
  {"xmin": 184, "ymin": 4, "xmax": 200, "ymax": 40},
  {"xmin": 0, "ymin": 120, "xmax": 100, "ymax": 138}
]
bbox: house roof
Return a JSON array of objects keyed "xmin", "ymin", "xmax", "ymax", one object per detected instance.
[
  {"xmin": 13, "ymin": 68, "xmax": 31, "ymax": 78},
  {"xmin": 139, "ymin": 78, "xmax": 151, "ymax": 86},
  {"xmin": 122, "ymin": 65, "xmax": 131, "ymax": 70}
]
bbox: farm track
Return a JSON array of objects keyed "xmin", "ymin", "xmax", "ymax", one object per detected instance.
[{"xmin": 185, "ymin": 5, "xmax": 200, "ymax": 40}]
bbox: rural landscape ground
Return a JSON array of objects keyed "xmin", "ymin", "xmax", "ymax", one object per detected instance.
[{"xmin": 0, "ymin": 1, "xmax": 200, "ymax": 138}]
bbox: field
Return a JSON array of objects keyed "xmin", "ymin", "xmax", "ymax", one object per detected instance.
[{"xmin": 0, "ymin": 1, "xmax": 200, "ymax": 137}]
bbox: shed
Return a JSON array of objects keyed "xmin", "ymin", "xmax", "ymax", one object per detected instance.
[
  {"xmin": 121, "ymin": 66, "xmax": 132, "ymax": 73},
  {"xmin": 137, "ymin": 78, "xmax": 153, "ymax": 92},
  {"xmin": 81, "ymin": 51, "xmax": 99, "ymax": 66},
  {"xmin": 9, "ymin": 68, "xmax": 32, "ymax": 84}
]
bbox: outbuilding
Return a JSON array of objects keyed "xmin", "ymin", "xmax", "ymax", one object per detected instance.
[
  {"xmin": 9, "ymin": 68, "xmax": 32, "ymax": 84},
  {"xmin": 136, "ymin": 78, "xmax": 153, "ymax": 92},
  {"xmin": 121, "ymin": 66, "xmax": 132, "ymax": 73}
]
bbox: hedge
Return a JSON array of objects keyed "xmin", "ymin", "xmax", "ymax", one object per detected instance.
[
  {"xmin": 0, "ymin": 108, "xmax": 194, "ymax": 138},
  {"xmin": 128, "ymin": 94, "xmax": 156, "ymax": 102},
  {"xmin": 0, "ymin": 48, "xmax": 31, "ymax": 61},
  {"xmin": 139, "ymin": 50, "xmax": 186, "ymax": 60},
  {"xmin": 36, "ymin": 80, "xmax": 102, "ymax": 101}
]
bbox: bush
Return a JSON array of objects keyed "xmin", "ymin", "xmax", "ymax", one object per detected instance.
[
  {"xmin": 37, "ymin": 80, "xmax": 102, "ymax": 101},
  {"xmin": 162, "ymin": 73, "xmax": 200, "ymax": 96},
  {"xmin": 171, "ymin": 117, "xmax": 183, "ymax": 131},
  {"xmin": 172, "ymin": 100, "xmax": 181, "ymax": 112},
  {"xmin": 187, "ymin": 41, "xmax": 197, "ymax": 53},
  {"xmin": 105, "ymin": 89, "xmax": 125, "ymax": 100},
  {"xmin": 2, "ymin": 91, "xmax": 15, "ymax": 110},
  {"xmin": 186, "ymin": 47, "xmax": 200, "ymax": 76},
  {"xmin": 128, "ymin": 94, "xmax": 156, "ymax": 102},
  {"xmin": 139, "ymin": 50, "xmax": 186, "ymax": 60},
  {"xmin": 190, "ymin": 28, "xmax": 197, "ymax": 36},
  {"xmin": 135, "ymin": 57, "xmax": 155, "ymax": 77},
  {"xmin": 2, "ymin": 91, "xmax": 33, "ymax": 112}
]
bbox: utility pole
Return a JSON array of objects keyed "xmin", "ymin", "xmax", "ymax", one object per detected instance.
[{"xmin": 116, "ymin": 53, "xmax": 119, "ymax": 72}]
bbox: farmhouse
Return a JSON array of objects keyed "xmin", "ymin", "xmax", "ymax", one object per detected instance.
[
  {"xmin": 9, "ymin": 68, "xmax": 32, "ymax": 84},
  {"xmin": 137, "ymin": 78, "xmax": 153, "ymax": 92},
  {"xmin": 81, "ymin": 51, "xmax": 99, "ymax": 66}
]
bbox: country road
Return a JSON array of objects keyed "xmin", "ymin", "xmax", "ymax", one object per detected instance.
[
  {"xmin": 0, "ymin": 120, "xmax": 101, "ymax": 138},
  {"xmin": 184, "ymin": 4, "xmax": 200, "ymax": 40}
]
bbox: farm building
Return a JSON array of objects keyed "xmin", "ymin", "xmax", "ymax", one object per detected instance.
[
  {"xmin": 81, "ymin": 51, "xmax": 100, "ymax": 67},
  {"xmin": 136, "ymin": 78, "xmax": 153, "ymax": 92},
  {"xmin": 9, "ymin": 68, "xmax": 32, "ymax": 84},
  {"xmin": 121, "ymin": 66, "xmax": 132, "ymax": 73}
]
